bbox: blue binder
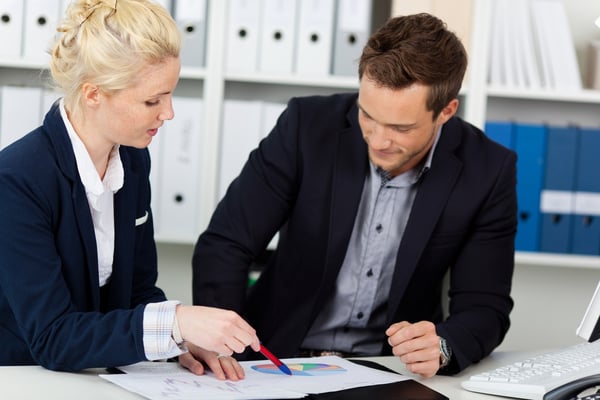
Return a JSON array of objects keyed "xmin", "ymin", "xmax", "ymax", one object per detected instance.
[
  {"xmin": 485, "ymin": 121, "xmax": 515, "ymax": 150},
  {"xmin": 539, "ymin": 126, "xmax": 578, "ymax": 253},
  {"xmin": 514, "ymin": 123, "xmax": 547, "ymax": 252},
  {"xmin": 571, "ymin": 127, "xmax": 600, "ymax": 255}
]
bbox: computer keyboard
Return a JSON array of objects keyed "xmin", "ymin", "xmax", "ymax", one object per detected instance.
[{"xmin": 461, "ymin": 340, "xmax": 600, "ymax": 400}]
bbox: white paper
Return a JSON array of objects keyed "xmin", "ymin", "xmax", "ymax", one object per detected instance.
[{"xmin": 101, "ymin": 356, "xmax": 407, "ymax": 400}]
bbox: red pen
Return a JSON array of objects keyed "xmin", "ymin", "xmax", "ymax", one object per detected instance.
[{"xmin": 259, "ymin": 344, "xmax": 292, "ymax": 375}]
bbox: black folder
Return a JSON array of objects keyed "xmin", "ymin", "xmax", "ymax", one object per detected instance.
[{"xmin": 306, "ymin": 359, "xmax": 449, "ymax": 400}]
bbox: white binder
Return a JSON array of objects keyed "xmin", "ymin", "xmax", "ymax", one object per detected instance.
[
  {"xmin": 260, "ymin": 101, "xmax": 285, "ymax": 139},
  {"xmin": 40, "ymin": 88, "xmax": 61, "ymax": 122},
  {"xmin": 0, "ymin": 0, "xmax": 24, "ymax": 58},
  {"xmin": 294, "ymin": 0, "xmax": 335, "ymax": 76},
  {"xmin": 174, "ymin": 0, "xmax": 207, "ymax": 68},
  {"xmin": 258, "ymin": 0, "xmax": 298, "ymax": 74},
  {"xmin": 22, "ymin": 0, "xmax": 61, "ymax": 62},
  {"xmin": 218, "ymin": 99, "xmax": 262, "ymax": 200},
  {"xmin": 332, "ymin": 0, "xmax": 372, "ymax": 76},
  {"xmin": 224, "ymin": 0, "xmax": 262, "ymax": 73},
  {"xmin": 0, "ymin": 86, "xmax": 42, "ymax": 150},
  {"xmin": 156, "ymin": 96, "xmax": 204, "ymax": 241}
]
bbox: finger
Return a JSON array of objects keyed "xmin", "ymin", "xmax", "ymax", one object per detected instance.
[
  {"xmin": 179, "ymin": 352, "xmax": 206, "ymax": 376},
  {"xmin": 385, "ymin": 321, "xmax": 409, "ymax": 337},
  {"xmin": 398, "ymin": 341, "xmax": 440, "ymax": 364},
  {"xmin": 205, "ymin": 354, "xmax": 227, "ymax": 381},
  {"xmin": 219, "ymin": 356, "xmax": 246, "ymax": 381},
  {"xmin": 224, "ymin": 337, "xmax": 247, "ymax": 354},
  {"xmin": 387, "ymin": 326, "xmax": 412, "ymax": 347},
  {"xmin": 404, "ymin": 358, "xmax": 438, "ymax": 378},
  {"xmin": 230, "ymin": 326, "xmax": 259, "ymax": 351}
]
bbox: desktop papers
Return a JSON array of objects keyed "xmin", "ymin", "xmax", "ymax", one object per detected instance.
[{"xmin": 100, "ymin": 355, "xmax": 407, "ymax": 400}]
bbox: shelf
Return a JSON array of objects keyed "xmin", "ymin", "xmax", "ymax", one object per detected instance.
[
  {"xmin": 487, "ymin": 86, "xmax": 600, "ymax": 104},
  {"xmin": 179, "ymin": 66, "xmax": 207, "ymax": 80},
  {"xmin": 225, "ymin": 72, "xmax": 360, "ymax": 89},
  {"xmin": 2, "ymin": 0, "xmax": 599, "ymax": 269},
  {"xmin": 0, "ymin": 58, "xmax": 48, "ymax": 70},
  {"xmin": 0, "ymin": 59, "xmax": 207, "ymax": 81},
  {"xmin": 516, "ymin": 251, "xmax": 600, "ymax": 269}
]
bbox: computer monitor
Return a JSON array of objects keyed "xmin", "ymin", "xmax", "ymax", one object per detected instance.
[{"xmin": 577, "ymin": 279, "xmax": 600, "ymax": 342}]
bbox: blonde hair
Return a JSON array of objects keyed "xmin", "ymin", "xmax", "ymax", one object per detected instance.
[{"xmin": 50, "ymin": 0, "xmax": 181, "ymax": 116}]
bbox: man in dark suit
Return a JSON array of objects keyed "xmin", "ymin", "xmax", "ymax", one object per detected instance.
[{"xmin": 193, "ymin": 13, "xmax": 517, "ymax": 378}]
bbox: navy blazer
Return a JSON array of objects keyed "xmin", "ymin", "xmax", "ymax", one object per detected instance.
[
  {"xmin": 193, "ymin": 93, "xmax": 517, "ymax": 374},
  {"xmin": 0, "ymin": 103, "xmax": 166, "ymax": 370}
]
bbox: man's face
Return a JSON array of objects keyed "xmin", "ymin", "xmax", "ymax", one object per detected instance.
[{"xmin": 357, "ymin": 77, "xmax": 456, "ymax": 176}]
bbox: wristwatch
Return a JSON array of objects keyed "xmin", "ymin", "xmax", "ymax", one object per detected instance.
[{"xmin": 439, "ymin": 336, "xmax": 453, "ymax": 368}]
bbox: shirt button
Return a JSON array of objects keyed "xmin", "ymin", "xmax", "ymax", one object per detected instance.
[
  {"xmin": 357, "ymin": 312, "xmax": 364, "ymax": 319},
  {"xmin": 375, "ymin": 224, "xmax": 382, "ymax": 233},
  {"xmin": 366, "ymin": 269, "xmax": 373, "ymax": 277}
]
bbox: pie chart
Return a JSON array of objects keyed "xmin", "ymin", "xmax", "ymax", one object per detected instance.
[{"xmin": 251, "ymin": 362, "xmax": 346, "ymax": 376}]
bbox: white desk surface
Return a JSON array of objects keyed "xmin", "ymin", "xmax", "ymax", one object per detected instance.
[{"xmin": 0, "ymin": 350, "xmax": 539, "ymax": 400}]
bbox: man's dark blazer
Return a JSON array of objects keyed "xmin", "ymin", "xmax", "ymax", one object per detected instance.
[
  {"xmin": 0, "ymin": 103, "xmax": 166, "ymax": 371},
  {"xmin": 193, "ymin": 92, "xmax": 517, "ymax": 374}
]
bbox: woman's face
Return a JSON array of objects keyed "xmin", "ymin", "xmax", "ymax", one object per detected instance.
[{"xmin": 94, "ymin": 56, "xmax": 181, "ymax": 149}]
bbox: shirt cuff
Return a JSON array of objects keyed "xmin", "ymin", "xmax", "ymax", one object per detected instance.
[{"xmin": 143, "ymin": 300, "xmax": 186, "ymax": 360}]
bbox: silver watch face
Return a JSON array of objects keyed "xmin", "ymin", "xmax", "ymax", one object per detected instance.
[{"xmin": 440, "ymin": 337, "xmax": 452, "ymax": 365}]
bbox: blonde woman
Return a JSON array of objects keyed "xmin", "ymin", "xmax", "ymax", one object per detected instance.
[{"xmin": 0, "ymin": 0, "xmax": 258, "ymax": 380}]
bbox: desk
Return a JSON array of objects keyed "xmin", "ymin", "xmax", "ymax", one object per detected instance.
[{"xmin": 0, "ymin": 351, "xmax": 532, "ymax": 400}]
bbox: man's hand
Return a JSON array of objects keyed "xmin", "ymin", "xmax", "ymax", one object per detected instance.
[
  {"xmin": 179, "ymin": 343, "xmax": 246, "ymax": 381},
  {"xmin": 385, "ymin": 320, "xmax": 441, "ymax": 378}
]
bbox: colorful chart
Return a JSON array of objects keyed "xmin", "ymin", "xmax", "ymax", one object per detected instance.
[{"xmin": 251, "ymin": 363, "xmax": 346, "ymax": 376}]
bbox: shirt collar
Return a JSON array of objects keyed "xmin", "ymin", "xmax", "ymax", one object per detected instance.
[{"xmin": 59, "ymin": 99, "xmax": 124, "ymax": 204}]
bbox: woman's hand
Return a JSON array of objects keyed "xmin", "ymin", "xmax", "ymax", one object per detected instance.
[
  {"xmin": 176, "ymin": 305, "xmax": 260, "ymax": 356},
  {"xmin": 179, "ymin": 343, "xmax": 246, "ymax": 381}
]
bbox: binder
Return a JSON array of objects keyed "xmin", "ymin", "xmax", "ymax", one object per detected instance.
[
  {"xmin": 218, "ymin": 99, "xmax": 262, "ymax": 200},
  {"xmin": 155, "ymin": 96, "xmax": 204, "ymax": 241},
  {"xmin": 0, "ymin": 86, "xmax": 42, "ymax": 150},
  {"xmin": 224, "ymin": 0, "xmax": 262, "ymax": 73},
  {"xmin": 294, "ymin": 0, "xmax": 335, "ymax": 76},
  {"xmin": 530, "ymin": 0, "xmax": 581, "ymax": 90},
  {"xmin": 0, "ymin": 0, "xmax": 24, "ymax": 58},
  {"xmin": 258, "ymin": 0, "xmax": 298, "ymax": 74},
  {"xmin": 260, "ymin": 101, "xmax": 286, "ymax": 139},
  {"xmin": 572, "ymin": 127, "xmax": 600, "ymax": 255},
  {"xmin": 173, "ymin": 0, "xmax": 207, "ymax": 68},
  {"xmin": 539, "ymin": 126, "xmax": 578, "ymax": 254},
  {"xmin": 22, "ymin": 0, "xmax": 60, "ymax": 62},
  {"xmin": 487, "ymin": 0, "xmax": 503, "ymax": 85},
  {"xmin": 514, "ymin": 123, "xmax": 547, "ymax": 252},
  {"xmin": 40, "ymin": 88, "xmax": 61, "ymax": 121},
  {"xmin": 512, "ymin": 0, "xmax": 541, "ymax": 89},
  {"xmin": 332, "ymin": 0, "xmax": 372, "ymax": 76},
  {"xmin": 484, "ymin": 121, "xmax": 514, "ymax": 150}
]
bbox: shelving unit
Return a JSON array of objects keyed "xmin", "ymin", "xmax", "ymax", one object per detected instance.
[{"xmin": 1, "ymin": 0, "xmax": 599, "ymax": 268}]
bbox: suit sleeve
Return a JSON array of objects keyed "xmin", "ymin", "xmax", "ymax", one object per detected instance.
[
  {"xmin": 192, "ymin": 98, "xmax": 302, "ymax": 311},
  {"xmin": 0, "ymin": 162, "xmax": 147, "ymax": 371},
  {"xmin": 436, "ymin": 149, "xmax": 517, "ymax": 374}
]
